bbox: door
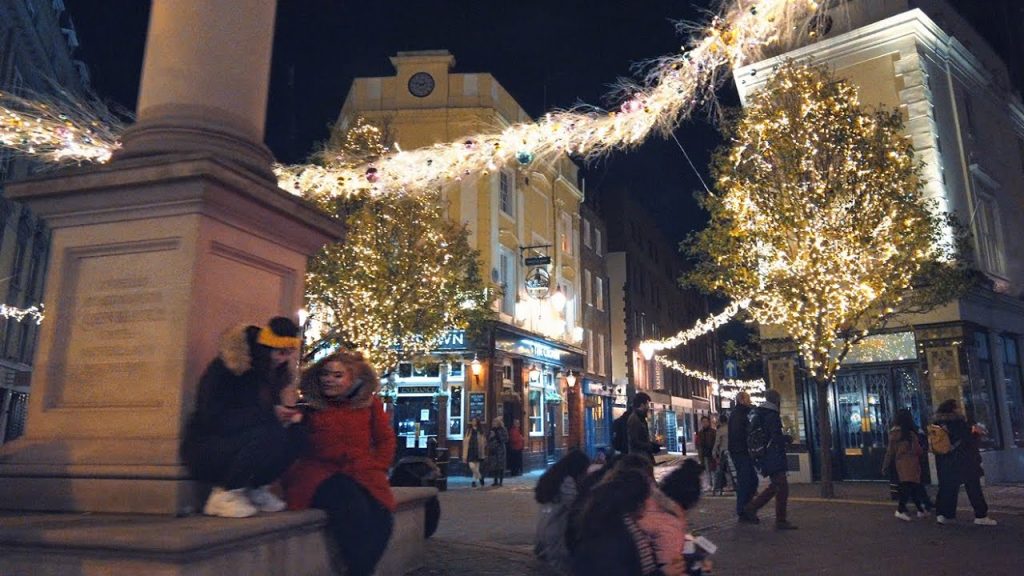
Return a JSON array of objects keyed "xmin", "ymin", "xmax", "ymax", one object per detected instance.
[
  {"xmin": 546, "ymin": 403, "xmax": 558, "ymax": 462},
  {"xmin": 834, "ymin": 364, "xmax": 922, "ymax": 480}
]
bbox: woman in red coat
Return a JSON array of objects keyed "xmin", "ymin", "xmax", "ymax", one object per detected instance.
[{"xmin": 282, "ymin": 350, "xmax": 396, "ymax": 576}]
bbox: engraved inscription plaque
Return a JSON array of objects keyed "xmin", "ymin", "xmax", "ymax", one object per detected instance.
[{"xmin": 51, "ymin": 239, "xmax": 180, "ymax": 408}]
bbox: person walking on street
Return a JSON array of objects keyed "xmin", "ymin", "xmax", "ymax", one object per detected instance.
[
  {"xmin": 882, "ymin": 408, "xmax": 928, "ymax": 521},
  {"xmin": 487, "ymin": 417, "xmax": 509, "ymax": 487},
  {"xmin": 711, "ymin": 413, "xmax": 733, "ymax": 496},
  {"xmin": 742, "ymin": 389, "xmax": 796, "ymax": 529},
  {"xmin": 509, "ymin": 418, "xmax": 525, "ymax": 476},
  {"xmin": 932, "ymin": 399, "xmax": 997, "ymax": 526},
  {"xmin": 628, "ymin": 392, "xmax": 661, "ymax": 464},
  {"xmin": 729, "ymin": 391, "xmax": 759, "ymax": 523},
  {"xmin": 464, "ymin": 418, "xmax": 486, "ymax": 487},
  {"xmin": 695, "ymin": 416, "xmax": 717, "ymax": 492}
]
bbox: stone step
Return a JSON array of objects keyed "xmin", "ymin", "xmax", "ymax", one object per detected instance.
[{"xmin": 0, "ymin": 487, "xmax": 438, "ymax": 576}]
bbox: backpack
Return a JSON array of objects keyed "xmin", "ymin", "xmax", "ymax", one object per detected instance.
[
  {"xmin": 612, "ymin": 409, "xmax": 633, "ymax": 453},
  {"xmin": 927, "ymin": 424, "xmax": 958, "ymax": 455},
  {"xmin": 747, "ymin": 409, "xmax": 770, "ymax": 460}
]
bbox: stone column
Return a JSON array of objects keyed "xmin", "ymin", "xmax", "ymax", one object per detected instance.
[
  {"xmin": 117, "ymin": 0, "xmax": 278, "ymax": 180},
  {"xmin": 0, "ymin": 0, "xmax": 343, "ymax": 515}
]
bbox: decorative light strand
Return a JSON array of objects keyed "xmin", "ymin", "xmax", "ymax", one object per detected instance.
[
  {"xmin": 1, "ymin": 304, "xmax": 45, "ymax": 325},
  {"xmin": 639, "ymin": 298, "xmax": 750, "ymax": 359},
  {"xmin": 2, "ymin": 0, "xmax": 837, "ymax": 198},
  {"xmin": 654, "ymin": 354, "xmax": 765, "ymax": 401}
]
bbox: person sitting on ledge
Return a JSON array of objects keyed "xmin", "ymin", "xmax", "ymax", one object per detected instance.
[
  {"xmin": 180, "ymin": 317, "xmax": 303, "ymax": 518},
  {"xmin": 283, "ymin": 350, "xmax": 397, "ymax": 576}
]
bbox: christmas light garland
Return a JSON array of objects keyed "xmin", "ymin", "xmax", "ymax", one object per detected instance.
[
  {"xmin": 654, "ymin": 354, "xmax": 765, "ymax": 400},
  {"xmin": 639, "ymin": 298, "xmax": 750, "ymax": 359},
  {"xmin": 1, "ymin": 304, "xmax": 45, "ymax": 325},
  {"xmin": 2, "ymin": 0, "xmax": 837, "ymax": 199}
]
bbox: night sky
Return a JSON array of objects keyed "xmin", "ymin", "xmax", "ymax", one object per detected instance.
[{"xmin": 64, "ymin": 1, "xmax": 1018, "ymax": 245}]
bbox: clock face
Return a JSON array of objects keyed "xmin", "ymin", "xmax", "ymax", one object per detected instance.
[{"xmin": 408, "ymin": 72, "xmax": 435, "ymax": 97}]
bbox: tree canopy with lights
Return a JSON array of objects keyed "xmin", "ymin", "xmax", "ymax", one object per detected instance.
[
  {"xmin": 305, "ymin": 118, "xmax": 493, "ymax": 372},
  {"xmin": 689, "ymin": 62, "xmax": 968, "ymax": 497}
]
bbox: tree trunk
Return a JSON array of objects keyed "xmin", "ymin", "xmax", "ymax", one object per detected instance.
[{"xmin": 815, "ymin": 378, "xmax": 836, "ymax": 498}]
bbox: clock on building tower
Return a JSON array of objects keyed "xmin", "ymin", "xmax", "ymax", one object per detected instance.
[{"xmin": 408, "ymin": 72, "xmax": 435, "ymax": 97}]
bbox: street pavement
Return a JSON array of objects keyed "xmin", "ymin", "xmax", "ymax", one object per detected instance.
[{"xmin": 412, "ymin": 462, "xmax": 1024, "ymax": 575}]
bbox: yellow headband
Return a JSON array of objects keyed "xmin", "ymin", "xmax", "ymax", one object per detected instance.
[{"xmin": 257, "ymin": 326, "xmax": 301, "ymax": 350}]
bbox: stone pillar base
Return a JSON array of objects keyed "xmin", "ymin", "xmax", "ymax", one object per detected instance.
[{"xmin": 0, "ymin": 154, "xmax": 339, "ymax": 515}]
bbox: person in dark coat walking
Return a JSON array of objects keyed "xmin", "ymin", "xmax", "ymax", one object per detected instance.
[
  {"xmin": 627, "ymin": 392, "xmax": 660, "ymax": 465},
  {"xmin": 180, "ymin": 317, "xmax": 302, "ymax": 518},
  {"xmin": 729, "ymin": 391, "xmax": 758, "ymax": 522},
  {"xmin": 933, "ymin": 399, "xmax": 997, "ymax": 526},
  {"xmin": 487, "ymin": 417, "xmax": 509, "ymax": 486},
  {"xmin": 742, "ymin": 389, "xmax": 796, "ymax": 529}
]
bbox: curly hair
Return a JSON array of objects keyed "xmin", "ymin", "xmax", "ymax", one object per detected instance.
[{"xmin": 300, "ymin": 349, "xmax": 381, "ymax": 409}]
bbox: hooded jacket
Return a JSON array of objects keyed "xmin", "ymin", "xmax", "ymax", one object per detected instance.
[
  {"xmin": 183, "ymin": 325, "xmax": 291, "ymax": 444},
  {"xmin": 882, "ymin": 427, "xmax": 923, "ymax": 483},
  {"xmin": 751, "ymin": 401, "xmax": 787, "ymax": 476},
  {"xmin": 282, "ymin": 361, "xmax": 397, "ymax": 512},
  {"xmin": 933, "ymin": 411, "xmax": 984, "ymax": 479}
]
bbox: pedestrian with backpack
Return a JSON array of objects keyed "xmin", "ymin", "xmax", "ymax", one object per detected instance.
[
  {"xmin": 932, "ymin": 399, "xmax": 997, "ymax": 526},
  {"xmin": 882, "ymin": 408, "xmax": 928, "ymax": 521},
  {"xmin": 742, "ymin": 389, "xmax": 796, "ymax": 529},
  {"xmin": 728, "ymin": 391, "xmax": 759, "ymax": 523}
]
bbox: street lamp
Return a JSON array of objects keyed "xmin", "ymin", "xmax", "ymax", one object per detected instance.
[
  {"xmin": 565, "ymin": 370, "xmax": 576, "ymax": 388},
  {"xmin": 471, "ymin": 355, "xmax": 482, "ymax": 387}
]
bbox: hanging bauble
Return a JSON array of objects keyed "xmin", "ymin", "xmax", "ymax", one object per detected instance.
[
  {"xmin": 516, "ymin": 150, "xmax": 534, "ymax": 165},
  {"xmin": 620, "ymin": 98, "xmax": 643, "ymax": 114},
  {"xmin": 365, "ymin": 167, "xmax": 379, "ymax": 183},
  {"xmin": 464, "ymin": 139, "xmax": 475, "ymax": 150}
]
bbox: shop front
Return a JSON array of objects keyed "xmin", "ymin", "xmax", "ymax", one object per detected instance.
[
  {"xmin": 583, "ymin": 379, "xmax": 614, "ymax": 458},
  {"xmin": 492, "ymin": 326, "xmax": 585, "ymax": 471}
]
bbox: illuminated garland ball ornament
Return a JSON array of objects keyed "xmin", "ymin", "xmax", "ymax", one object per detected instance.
[
  {"xmin": 365, "ymin": 166, "xmax": 380, "ymax": 183},
  {"xmin": 515, "ymin": 150, "xmax": 534, "ymax": 165},
  {"xmin": 620, "ymin": 97, "xmax": 643, "ymax": 114},
  {"xmin": 464, "ymin": 139, "xmax": 476, "ymax": 150},
  {"xmin": 524, "ymin": 267, "xmax": 551, "ymax": 300}
]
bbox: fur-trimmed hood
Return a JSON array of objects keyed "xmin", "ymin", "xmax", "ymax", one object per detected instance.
[
  {"xmin": 300, "ymin": 352, "xmax": 381, "ymax": 410},
  {"xmin": 219, "ymin": 324, "xmax": 256, "ymax": 376}
]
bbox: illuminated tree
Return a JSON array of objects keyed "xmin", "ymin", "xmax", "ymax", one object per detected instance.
[
  {"xmin": 689, "ymin": 63, "xmax": 968, "ymax": 497},
  {"xmin": 304, "ymin": 118, "xmax": 493, "ymax": 372}
]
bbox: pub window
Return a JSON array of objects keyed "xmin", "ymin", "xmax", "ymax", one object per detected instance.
[
  {"xmin": 1000, "ymin": 335, "xmax": 1024, "ymax": 447},
  {"xmin": 967, "ymin": 331, "xmax": 1001, "ymax": 449},
  {"xmin": 449, "ymin": 385, "xmax": 464, "ymax": 439},
  {"xmin": 529, "ymin": 389, "xmax": 543, "ymax": 436}
]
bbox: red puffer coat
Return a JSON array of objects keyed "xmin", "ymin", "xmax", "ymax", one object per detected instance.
[{"xmin": 283, "ymin": 398, "xmax": 397, "ymax": 512}]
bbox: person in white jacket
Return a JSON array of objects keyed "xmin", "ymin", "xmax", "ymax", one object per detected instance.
[{"xmin": 711, "ymin": 414, "xmax": 734, "ymax": 496}]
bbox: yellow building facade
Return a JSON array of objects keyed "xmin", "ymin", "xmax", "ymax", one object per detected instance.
[{"xmin": 338, "ymin": 51, "xmax": 586, "ymax": 470}]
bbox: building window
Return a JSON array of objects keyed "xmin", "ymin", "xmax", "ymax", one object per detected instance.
[
  {"xmin": 562, "ymin": 386, "xmax": 569, "ymax": 436},
  {"xmin": 583, "ymin": 218, "xmax": 592, "ymax": 248},
  {"xmin": 1000, "ymin": 335, "xmax": 1024, "ymax": 448},
  {"xmin": 499, "ymin": 247, "xmax": 516, "ymax": 316},
  {"xmin": 594, "ymin": 228, "xmax": 602, "ymax": 256},
  {"xmin": 597, "ymin": 333, "xmax": 606, "ymax": 376},
  {"xmin": 973, "ymin": 186, "xmax": 1005, "ymax": 276},
  {"xmin": 560, "ymin": 212, "xmax": 574, "ymax": 255},
  {"xmin": 449, "ymin": 384, "xmax": 464, "ymax": 439},
  {"xmin": 584, "ymin": 269, "xmax": 592, "ymax": 306},
  {"xmin": 968, "ymin": 331, "xmax": 1001, "ymax": 449},
  {"xmin": 586, "ymin": 329, "xmax": 594, "ymax": 373},
  {"xmin": 595, "ymin": 276, "xmax": 604, "ymax": 311},
  {"xmin": 529, "ymin": 389, "xmax": 543, "ymax": 436},
  {"xmin": 499, "ymin": 171, "xmax": 515, "ymax": 217}
]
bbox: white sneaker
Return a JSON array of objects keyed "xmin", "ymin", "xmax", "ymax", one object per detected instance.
[
  {"xmin": 248, "ymin": 485, "xmax": 287, "ymax": 512},
  {"xmin": 203, "ymin": 487, "xmax": 258, "ymax": 518},
  {"xmin": 973, "ymin": 516, "xmax": 997, "ymax": 526},
  {"xmin": 894, "ymin": 511, "xmax": 912, "ymax": 521},
  {"xmin": 916, "ymin": 510, "xmax": 930, "ymax": 519},
  {"xmin": 936, "ymin": 515, "xmax": 954, "ymax": 525}
]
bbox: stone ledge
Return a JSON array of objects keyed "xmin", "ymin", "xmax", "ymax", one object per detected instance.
[{"xmin": 0, "ymin": 487, "xmax": 439, "ymax": 576}]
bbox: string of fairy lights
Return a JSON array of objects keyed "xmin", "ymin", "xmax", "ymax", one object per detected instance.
[{"xmin": 0, "ymin": 0, "xmax": 840, "ymax": 360}]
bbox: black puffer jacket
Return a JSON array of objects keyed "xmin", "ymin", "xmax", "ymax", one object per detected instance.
[
  {"xmin": 181, "ymin": 325, "xmax": 290, "ymax": 451},
  {"xmin": 751, "ymin": 401, "xmax": 788, "ymax": 476},
  {"xmin": 933, "ymin": 411, "xmax": 984, "ymax": 479},
  {"xmin": 728, "ymin": 403, "xmax": 752, "ymax": 455}
]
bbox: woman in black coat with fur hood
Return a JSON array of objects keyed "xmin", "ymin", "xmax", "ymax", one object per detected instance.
[{"xmin": 181, "ymin": 317, "xmax": 303, "ymax": 518}]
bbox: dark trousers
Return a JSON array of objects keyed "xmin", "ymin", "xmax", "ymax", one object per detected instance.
[
  {"xmin": 746, "ymin": 471, "xmax": 789, "ymax": 523},
  {"xmin": 492, "ymin": 460, "xmax": 505, "ymax": 485},
  {"xmin": 731, "ymin": 453, "xmax": 758, "ymax": 516},
  {"xmin": 897, "ymin": 481, "xmax": 927, "ymax": 513},
  {"xmin": 187, "ymin": 424, "xmax": 296, "ymax": 490},
  {"xmin": 936, "ymin": 465, "xmax": 989, "ymax": 519},
  {"xmin": 509, "ymin": 449, "xmax": 523, "ymax": 476},
  {"xmin": 312, "ymin": 474, "xmax": 394, "ymax": 576}
]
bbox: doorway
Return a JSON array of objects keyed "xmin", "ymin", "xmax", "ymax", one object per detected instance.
[{"xmin": 833, "ymin": 364, "xmax": 923, "ymax": 480}]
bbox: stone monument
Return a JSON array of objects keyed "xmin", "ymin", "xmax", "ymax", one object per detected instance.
[{"xmin": 0, "ymin": 0, "xmax": 340, "ymax": 515}]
